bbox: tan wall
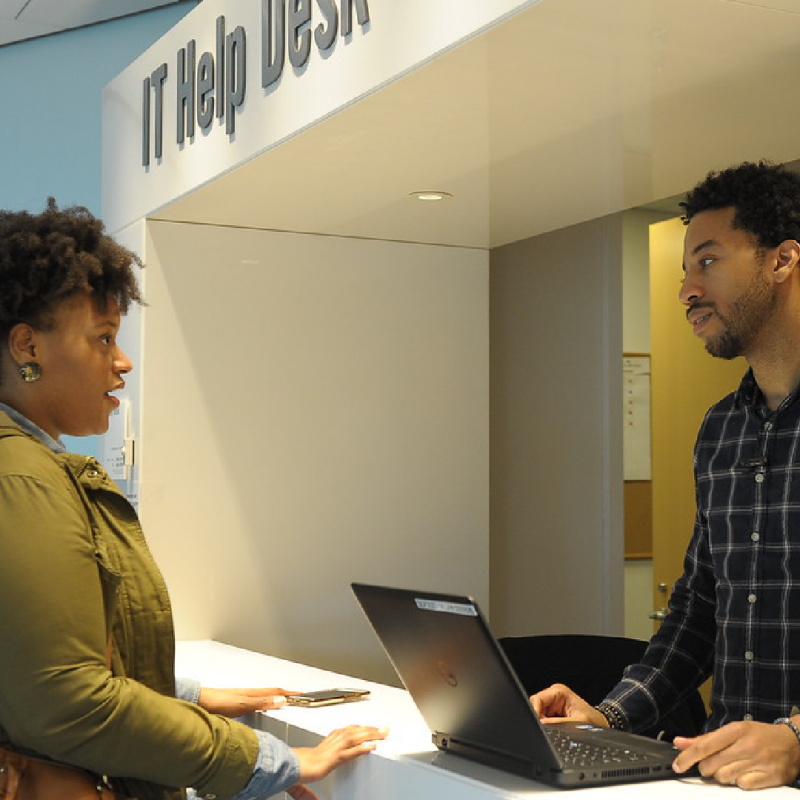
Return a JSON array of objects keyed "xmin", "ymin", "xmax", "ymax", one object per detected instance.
[{"xmin": 490, "ymin": 213, "xmax": 624, "ymax": 637}]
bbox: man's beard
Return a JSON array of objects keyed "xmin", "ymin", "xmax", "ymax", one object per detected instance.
[{"xmin": 704, "ymin": 268, "xmax": 776, "ymax": 360}]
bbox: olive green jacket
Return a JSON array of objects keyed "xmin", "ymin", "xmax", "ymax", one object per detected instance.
[{"xmin": 0, "ymin": 412, "xmax": 259, "ymax": 800}]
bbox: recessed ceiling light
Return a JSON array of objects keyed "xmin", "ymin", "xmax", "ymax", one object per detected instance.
[{"xmin": 409, "ymin": 191, "xmax": 453, "ymax": 202}]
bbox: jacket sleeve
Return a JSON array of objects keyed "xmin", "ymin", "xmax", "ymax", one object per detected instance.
[{"xmin": 0, "ymin": 466, "xmax": 260, "ymax": 799}]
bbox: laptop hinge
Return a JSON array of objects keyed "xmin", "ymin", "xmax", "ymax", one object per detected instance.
[{"xmin": 433, "ymin": 731, "xmax": 559, "ymax": 770}]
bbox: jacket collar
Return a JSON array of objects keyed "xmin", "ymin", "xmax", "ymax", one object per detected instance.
[{"xmin": 0, "ymin": 403, "xmax": 65, "ymax": 453}]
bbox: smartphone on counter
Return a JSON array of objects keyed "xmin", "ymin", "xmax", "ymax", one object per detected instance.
[{"xmin": 285, "ymin": 688, "xmax": 371, "ymax": 707}]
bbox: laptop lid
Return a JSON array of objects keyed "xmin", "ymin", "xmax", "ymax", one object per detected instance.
[{"xmin": 351, "ymin": 582, "xmax": 678, "ymax": 788}]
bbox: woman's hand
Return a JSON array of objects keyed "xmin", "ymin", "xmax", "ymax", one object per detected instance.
[
  {"xmin": 293, "ymin": 725, "xmax": 389, "ymax": 784},
  {"xmin": 197, "ymin": 687, "xmax": 300, "ymax": 716},
  {"xmin": 287, "ymin": 785, "xmax": 318, "ymax": 800}
]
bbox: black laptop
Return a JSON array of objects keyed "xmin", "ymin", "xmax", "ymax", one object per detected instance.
[{"xmin": 351, "ymin": 583, "xmax": 679, "ymax": 788}]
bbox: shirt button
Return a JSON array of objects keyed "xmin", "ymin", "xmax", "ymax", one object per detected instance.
[
  {"xmin": 752, "ymin": 532, "xmax": 760, "ymax": 542},
  {"xmin": 744, "ymin": 713, "xmax": 754, "ymax": 721},
  {"xmin": 764, "ymin": 421, "xmax": 773, "ymax": 431},
  {"xmin": 755, "ymin": 473, "xmax": 765, "ymax": 483},
  {"xmin": 745, "ymin": 651, "xmax": 754, "ymax": 661},
  {"xmin": 748, "ymin": 594, "xmax": 757, "ymax": 603}
]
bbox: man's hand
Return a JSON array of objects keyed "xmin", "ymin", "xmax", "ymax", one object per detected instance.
[
  {"xmin": 530, "ymin": 683, "xmax": 609, "ymax": 727},
  {"xmin": 673, "ymin": 720, "xmax": 800, "ymax": 789},
  {"xmin": 293, "ymin": 724, "xmax": 388, "ymax": 784},
  {"xmin": 198, "ymin": 687, "xmax": 299, "ymax": 716}
]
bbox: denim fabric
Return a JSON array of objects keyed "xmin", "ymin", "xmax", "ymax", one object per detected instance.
[
  {"xmin": 0, "ymin": 400, "xmax": 64, "ymax": 453},
  {"xmin": 227, "ymin": 732, "xmax": 299, "ymax": 800},
  {"xmin": 175, "ymin": 677, "xmax": 202, "ymax": 705},
  {"xmin": 188, "ymin": 732, "xmax": 299, "ymax": 800},
  {"xmin": 177, "ymin": 680, "xmax": 300, "ymax": 799}
]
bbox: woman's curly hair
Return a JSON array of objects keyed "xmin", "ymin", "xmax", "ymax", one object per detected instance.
[
  {"xmin": 0, "ymin": 199, "xmax": 143, "ymax": 341},
  {"xmin": 680, "ymin": 161, "xmax": 800, "ymax": 249}
]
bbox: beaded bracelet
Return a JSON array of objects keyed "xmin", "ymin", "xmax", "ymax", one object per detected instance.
[
  {"xmin": 595, "ymin": 701, "xmax": 629, "ymax": 731},
  {"xmin": 774, "ymin": 717, "xmax": 800, "ymax": 750}
]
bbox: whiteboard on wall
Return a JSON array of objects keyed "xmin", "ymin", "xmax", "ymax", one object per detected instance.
[{"xmin": 623, "ymin": 354, "xmax": 651, "ymax": 481}]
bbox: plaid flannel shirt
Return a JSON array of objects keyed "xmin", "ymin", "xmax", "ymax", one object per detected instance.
[{"xmin": 604, "ymin": 368, "xmax": 800, "ymax": 732}]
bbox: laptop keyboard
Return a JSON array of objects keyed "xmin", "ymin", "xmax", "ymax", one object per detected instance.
[{"xmin": 546, "ymin": 727, "xmax": 658, "ymax": 768}]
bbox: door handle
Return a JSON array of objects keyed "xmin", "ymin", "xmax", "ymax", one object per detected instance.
[{"xmin": 649, "ymin": 583, "xmax": 670, "ymax": 620}]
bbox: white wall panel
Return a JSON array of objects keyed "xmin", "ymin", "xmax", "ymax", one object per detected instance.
[{"xmin": 139, "ymin": 221, "xmax": 489, "ymax": 682}]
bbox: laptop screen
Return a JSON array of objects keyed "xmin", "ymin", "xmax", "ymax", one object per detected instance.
[{"xmin": 351, "ymin": 582, "xmax": 558, "ymax": 767}]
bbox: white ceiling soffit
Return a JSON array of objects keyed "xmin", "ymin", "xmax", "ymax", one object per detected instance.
[
  {"xmin": 0, "ymin": 0, "xmax": 190, "ymax": 47},
  {"xmin": 151, "ymin": 0, "xmax": 800, "ymax": 249}
]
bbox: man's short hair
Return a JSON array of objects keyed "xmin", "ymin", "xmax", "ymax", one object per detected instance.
[{"xmin": 680, "ymin": 160, "xmax": 800, "ymax": 248}]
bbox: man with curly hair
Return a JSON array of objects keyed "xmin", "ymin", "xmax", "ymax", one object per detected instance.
[
  {"xmin": 533, "ymin": 161, "xmax": 800, "ymax": 789},
  {"xmin": 0, "ymin": 200, "xmax": 386, "ymax": 800}
]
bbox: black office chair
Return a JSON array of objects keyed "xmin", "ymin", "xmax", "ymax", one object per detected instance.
[{"xmin": 498, "ymin": 633, "xmax": 707, "ymax": 741}]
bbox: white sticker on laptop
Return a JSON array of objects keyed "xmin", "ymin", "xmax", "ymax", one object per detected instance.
[{"xmin": 415, "ymin": 598, "xmax": 478, "ymax": 616}]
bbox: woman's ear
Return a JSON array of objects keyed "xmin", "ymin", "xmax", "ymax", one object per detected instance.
[
  {"xmin": 7, "ymin": 323, "xmax": 38, "ymax": 365},
  {"xmin": 773, "ymin": 239, "xmax": 800, "ymax": 284}
]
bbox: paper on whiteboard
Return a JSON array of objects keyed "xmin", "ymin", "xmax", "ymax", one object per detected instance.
[{"xmin": 623, "ymin": 356, "xmax": 651, "ymax": 481}]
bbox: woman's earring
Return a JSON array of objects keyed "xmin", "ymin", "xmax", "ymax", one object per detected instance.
[{"xmin": 19, "ymin": 362, "xmax": 42, "ymax": 382}]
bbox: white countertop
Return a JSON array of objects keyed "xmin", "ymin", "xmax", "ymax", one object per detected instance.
[{"xmin": 175, "ymin": 640, "xmax": 798, "ymax": 799}]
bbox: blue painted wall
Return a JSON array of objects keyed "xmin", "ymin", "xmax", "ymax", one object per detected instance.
[{"xmin": 0, "ymin": 3, "xmax": 196, "ymax": 455}]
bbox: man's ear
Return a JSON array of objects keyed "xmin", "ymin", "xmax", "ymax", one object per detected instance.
[
  {"xmin": 7, "ymin": 323, "xmax": 38, "ymax": 365},
  {"xmin": 773, "ymin": 239, "xmax": 800, "ymax": 284}
]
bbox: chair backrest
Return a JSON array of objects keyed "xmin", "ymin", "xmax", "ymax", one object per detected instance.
[{"xmin": 498, "ymin": 633, "xmax": 706, "ymax": 741}]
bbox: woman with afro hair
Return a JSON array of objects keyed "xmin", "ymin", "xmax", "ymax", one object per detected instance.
[{"xmin": 0, "ymin": 200, "xmax": 385, "ymax": 800}]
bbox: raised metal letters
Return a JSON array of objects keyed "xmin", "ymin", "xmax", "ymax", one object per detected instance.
[
  {"xmin": 261, "ymin": 0, "xmax": 370, "ymax": 90},
  {"xmin": 176, "ymin": 40, "xmax": 196, "ymax": 144},
  {"xmin": 139, "ymin": 0, "xmax": 370, "ymax": 168},
  {"xmin": 173, "ymin": 17, "xmax": 246, "ymax": 146},
  {"xmin": 225, "ymin": 25, "xmax": 246, "ymax": 135},
  {"xmin": 142, "ymin": 63, "xmax": 168, "ymax": 167}
]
